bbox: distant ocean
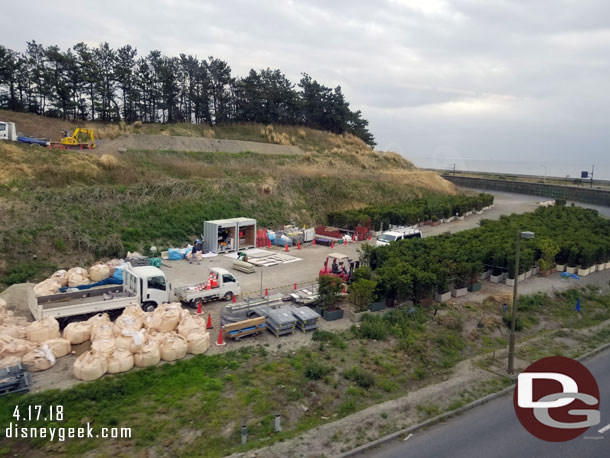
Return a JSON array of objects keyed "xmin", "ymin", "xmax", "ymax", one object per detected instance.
[{"xmin": 410, "ymin": 158, "xmax": 608, "ymax": 181}]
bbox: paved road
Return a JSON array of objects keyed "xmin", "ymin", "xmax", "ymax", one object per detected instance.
[{"xmin": 366, "ymin": 348, "xmax": 610, "ymax": 458}]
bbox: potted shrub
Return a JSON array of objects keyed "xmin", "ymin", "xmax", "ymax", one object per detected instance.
[
  {"xmin": 538, "ymin": 239, "xmax": 559, "ymax": 276},
  {"xmin": 348, "ymin": 278, "xmax": 379, "ymax": 313},
  {"xmin": 318, "ymin": 275, "xmax": 344, "ymax": 321},
  {"xmin": 434, "ymin": 268, "xmax": 451, "ymax": 302},
  {"xmin": 431, "ymin": 215, "xmax": 440, "ymax": 226},
  {"xmin": 555, "ymin": 245, "xmax": 569, "ymax": 272},
  {"xmin": 468, "ymin": 262, "xmax": 483, "ymax": 291},
  {"xmin": 413, "ymin": 269, "xmax": 436, "ymax": 305},
  {"xmin": 577, "ymin": 243, "xmax": 595, "ymax": 277},
  {"xmin": 451, "ymin": 263, "xmax": 470, "ymax": 297},
  {"xmin": 566, "ymin": 244, "xmax": 580, "ymax": 274}
]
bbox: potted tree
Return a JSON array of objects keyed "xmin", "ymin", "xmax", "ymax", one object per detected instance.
[
  {"xmin": 566, "ymin": 244, "xmax": 580, "ymax": 274},
  {"xmin": 413, "ymin": 269, "xmax": 436, "ymax": 306},
  {"xmin": 555, "ymin": 245, "xmax": 569, "ymax": 272},
  {"xmin": 434, "ymin": 268, "xmax": 451, "ymax": 302},
  {"xmin": 577, "ymin": 243, "xmax": 595, "ymax": 277},
  {"xmin": 538, "ymin": 239, "xmax": 559, "ymax": 277},
  {"xmin": 451, "ymin": 263, "xmax": 470, "ymax": 297},
  {"xmin": 468, "ymin": 266, "xmax": 483, "ymax": 292},
  {"xmin": 318, "ymin": 274, "xmax": 344, "ymax": 321}
]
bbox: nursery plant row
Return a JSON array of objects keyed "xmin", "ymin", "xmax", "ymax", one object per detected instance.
[
  {"xmin": 327, "ymin": 193, "xmax": 495, "ymax": 229},
  {"xmin": 358, "ymin": 205, "xmax": 610, "ymax": 304}
]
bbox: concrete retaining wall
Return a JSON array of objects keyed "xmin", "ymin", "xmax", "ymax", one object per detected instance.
[{"xmin": 445, "ymin": 175, "xmax": 610, "ymax": 207}]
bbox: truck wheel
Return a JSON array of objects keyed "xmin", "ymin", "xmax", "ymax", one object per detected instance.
[
  {"xmin": 223, "ymin": 292, "xmax": 233, "ymax": 302},
  {"xmin": 142, "ymin": 302, "xmax": 157, "ymax": 313}
]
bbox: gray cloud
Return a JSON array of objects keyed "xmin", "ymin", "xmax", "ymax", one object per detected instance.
[{"xmin": 3, "ymin": 0, "xmax": 609, "ymax": 177}]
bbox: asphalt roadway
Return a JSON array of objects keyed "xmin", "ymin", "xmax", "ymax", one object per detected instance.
[{"xmin": 366, "ymin": 347, "xmax": 610, "ymax": 458}]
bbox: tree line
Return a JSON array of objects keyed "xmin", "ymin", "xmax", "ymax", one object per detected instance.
[{"xmin": 0, "ymin": 41, "xmax": 375, "ymax": 146}]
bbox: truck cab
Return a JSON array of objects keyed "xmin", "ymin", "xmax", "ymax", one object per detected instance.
[
  {"xmin": 375, "ymin": 228, "xmax": 422, "ymax": 247},
  {"xmin": 130, "ymin": 265, "xmax": 171, "ymax": 311},
  {"xmin": 0, "ymin": 122, "xmax": 17, "ymax": 141}
]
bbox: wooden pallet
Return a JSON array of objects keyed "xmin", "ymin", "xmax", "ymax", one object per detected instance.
[{"xmin": 224, "ymin": 316, "xmax": 266, "ymax": 340}]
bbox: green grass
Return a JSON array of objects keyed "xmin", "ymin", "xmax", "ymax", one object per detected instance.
[
  {"xmin": 3, "ymin": 287, "xmax": 610, "ymax": 456},
  {"xmin": 0, "ymin": 141, "xmax": 443, "ymax": 286}
]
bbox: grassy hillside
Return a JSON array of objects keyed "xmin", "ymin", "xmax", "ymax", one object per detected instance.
[{"xmin": 0, "ymin": 111, "xmax": 455, "ymax": 287}]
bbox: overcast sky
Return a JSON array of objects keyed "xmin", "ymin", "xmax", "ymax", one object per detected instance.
[{"xmin": 4, "ymin": 0, "xmax": 609, "ymax": 177}]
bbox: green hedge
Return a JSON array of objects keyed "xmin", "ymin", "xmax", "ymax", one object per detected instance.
[
  {"xmin": 363, "ymin": 206, "xmax": 610, "ymax": 302},
  {"xmin": 327, "ymin": 193, "xmax": 494, "ymax": 229}
]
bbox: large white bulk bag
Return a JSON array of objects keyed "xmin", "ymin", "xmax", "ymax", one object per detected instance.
[
  {"xmin": 0, "ymin": 325, "xmax": 20, "ymax": 339},
  {"xmin": 43, "ymin": 337, "xmax": 71, "ymax": 358},
  {"xmin": 177, "ymin": 311, "xmax": 206, "ymax": 338},
  {"xmin": 113, "ymin": 314, "xmax": 142, "ymax": 336},
  {"xmin": 74, "ymin": 351, "xmax": 107, "ymax": 381},
  {"xmin": 0, "ymin": 355, "xmax": 21, "ymax": 368},
  {"xmin": 88, "ymin": 263, "xmax": 110, "ymax": 282},
  {"xmin": 34, "ymin": 279, "xmax": 62, "ymax": 297},
  {"xmin": 0, "ymin": 308, "xmax": 14, "ymax": 326},
  {"xmin": 187, "ymin": 332, "xmax": 210, "ymax": 355},
  {"xmin": 87, "ymin": 313, "xmax": 110, "ymax": 326},
  {"xmin": 115, "ymin": 329, "xmax": 146, "ymax": 353},
  {"xmin": 26, "ymin": 317, "xmax": 60, "ymax": 342},
  {"xmin": 91, "ymin": 337, "xmax": 115, "ymax": 357},
  {"xmin": 151, "ymin": 303, "xmax": 181, "ymax": 332},
  {"xmin": 67, "ymin": 267, "xmax": 90, "ymax": 287},
  {"xmin": 122, "ymin": 304, "xmax": 146, "ymax": 322},
  {"xmin": 50, "ymin": 270, "xmax": 69, "ymax": 287},
  {"xmin": 134, "ymin": 338, "xmax": 160, "ymax": 367},
  {"xmin": 22, "ymin": 344, "xmax": 56, "ymax": 372},
  {"xmin": 159, "ymin": 333, "xmax": 187, "ymax": 361},
  {"xmin": 106, "ymin": 348, "xmax": 134, "ymax": 374},
  {"xmin": 63, "ymin": 321, "xmax": 92, "ymax": 344},
  {"xmin": 0, "ymin": 335, "xmax": 35, "ymax": 358},
  {"xmin": 91, "ymin": 323, "xmax": 113, "ymax": 341}
]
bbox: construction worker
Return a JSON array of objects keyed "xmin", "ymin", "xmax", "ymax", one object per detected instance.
[{"xmin": 190, "ymin": 240, "xmax": 203, "ymax": 265}]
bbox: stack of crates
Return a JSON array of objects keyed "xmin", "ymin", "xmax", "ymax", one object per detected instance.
[
  {"xmin": 288, "ymin": 306, "xmax": 320, "ymax": 332},
  {"xmin": 266, "ymin": 307, "xmax": 297, "ymax": 337}
]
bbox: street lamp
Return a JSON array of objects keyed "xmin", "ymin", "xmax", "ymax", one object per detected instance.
[
  {"xmin": 541, "ymin": 165, "xmax": 547, "ymax": 183},
  {"xmin": 507, "ymin": 230, "xmax": 535, "ymax": 374}
]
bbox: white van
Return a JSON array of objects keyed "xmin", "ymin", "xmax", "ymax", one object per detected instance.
[{"xmin": 375, "ymin": 228, "xmax": 422, "ymax": 247}]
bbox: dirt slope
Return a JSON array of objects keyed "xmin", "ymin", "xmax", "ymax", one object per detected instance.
[{"xmin": 96, "ymin": 134, "xmax": 304, "ymax": 155}]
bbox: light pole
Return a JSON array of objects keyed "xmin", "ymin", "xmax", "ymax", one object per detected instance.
[
  {"xmin": 507, "ymin": 230, "xmax": 535, "ymax": 374},
  {"xmin": 541, "ymin": 165, "xmax": 547, "ymax": 183}
]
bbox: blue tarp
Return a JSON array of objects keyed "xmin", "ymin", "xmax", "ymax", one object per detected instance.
[
  {"xmin": 59, "ymin": 277, "xmax": 123, "ymax": 293},
  {"xmin": 112, "ymin": 266, "xmax": 124, "ymax": 281},
  {"xmin": 17, "ymin": 136, "xmax": 49, "ymax": 146}
]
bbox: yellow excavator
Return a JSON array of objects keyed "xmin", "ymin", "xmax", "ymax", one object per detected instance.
[{"xmin": 59, "ymin": 128, "xmax": 96, "ymax": 149}]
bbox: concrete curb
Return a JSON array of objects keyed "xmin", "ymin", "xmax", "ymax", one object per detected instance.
[{"xmin": 336, "ymin": 338, "xmax": 610, "ymax": 458}]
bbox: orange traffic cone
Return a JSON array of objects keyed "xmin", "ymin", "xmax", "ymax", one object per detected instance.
[
  {"xmin": 331, "ymin": 241, "xmax": 334, "ymax": 249},
  {"xmin": 265, "ymin": 288, "xmax": 268, "ymax": 296},
  {"xmin": 196, "ymin": 300, "xmax": 203, "ymax": 315},
  {"xmin": 312, "ymin": 238, "xmax": 316, "ymax": 246},
  {"xmin": 342, "ymin": 285, "xmax": 346, "ymax": 294},
  {"xmin": 215, "ymin": 328, "xmax": 226, "ymax": 346},
  {"xmin": 232, "ymin": 294, "xmax": 236, "ymax": 303},
  {"xmin": 285, "ymin": 243, "xmax": 289, "ymax": 252},
  {"xmin": 294, "ymin": 283, "xmax": 297, "ymax": 290},
  {"xmin": 206, "ymin": 313, "xmax": 213, "ymax": 329},
  {"xmin": 268, "ymin": 240, "xmax": 272, "ymax": 248},
  {"xmin": 368, "ymin": 233, "xmax": 372, "ymax": 241},
  {"xmin": 298, "ymin": 241, "xmax": 301, "ymax": 250},
  {"xmin": 343, "ymin": 238, "xmax": 347, "ymax": 246}
]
